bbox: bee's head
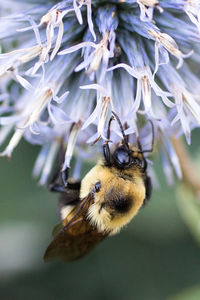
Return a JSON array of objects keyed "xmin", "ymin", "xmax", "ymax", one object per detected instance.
[
  {"xmin": 103, "ymin": 110, "xmax": 154, "ymax": 171},
  {"xmin": 112, "ymin": 145, "xmax": 146, "ymax": 170}
]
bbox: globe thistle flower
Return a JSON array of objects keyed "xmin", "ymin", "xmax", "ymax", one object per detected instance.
[{"xmin": 0, "ymin": 0, "xmax": 200, "ymax": 186}]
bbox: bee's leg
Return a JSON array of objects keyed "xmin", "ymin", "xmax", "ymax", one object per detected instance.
[
  {"xmin": 103, "ymin": 143, "xmax": 111, "ymax": 165},
  {"xmin": 49, "ymin": 183, "xmax": 67, "ymax": 193},
  {"xmin": 61, "ymin": 168, "xmax": 69, "ymax": 187},
  {"xmin": 141, "ymin": 120, "xmax": 155, "ymax": 153},
  {"xmin": 48, "ymin": 168, "xmax": 67, "ymax": 193},
  {"xmin": 107, "ymin": 115, "xmax": 114, "ymax": 140},
  {"xmin": 123, "ymin": 121, "xmax": 129, "ymax": 144},
  {"xmin": 60, "ymin": 168, "xmax": 81, "ymax": 190},
  {"xmin": 136, "ymin": 136, "xmax": 143, "ymax": 152},
  {"xmin": 49, "ymin": 180, "xmax": 81, "ymax": 193},
  {"xmin": 138, "ymin": 120, "xmax": 155, "ymax": 154},
  {"xmin": 49, "ymin": 170, "xmax": 80, "ymax": 193},
  {"xmin": 48, "ymin": 141, "xmax": 81, "ymax": 193},
  {"xmin": 143, "ymin": 175, "xmax": 152, "ymax": 205},
  {"xmin": 48, "ymin": 142, "xmax": 68, "ymax": 193},
  {"xmin": 112, "ymin": 111, "xmax": 129, "ymax": 149}
]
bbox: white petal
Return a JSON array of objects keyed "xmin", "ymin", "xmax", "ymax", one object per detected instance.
[
  {"xmin": 58, "ymin": 41, "xmax": 96, "ymax": 55},
  {"xmin": 86, "ymin": 0, "xmax": 96, "ymax": 41},
  {"xmin": 73, "ymin": 0, "xmax": 83, "ymax": 24},
  {"xmin": 15, "ymin": 74, "xmax": 33, "ymax": 90},
  {"xmin": 80, "ymin": 84, "xmax": 107, "ymax": 95},
  {"xmin": 50, "ymin": 21, "xmax": 64, "ymax": 61},
  {"xmin": 107, "ymin": 63, "xmax": 143, "ymax": 79}
]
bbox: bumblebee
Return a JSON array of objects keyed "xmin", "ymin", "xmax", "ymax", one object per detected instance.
[{"xmin": 44, "ymin": 112, "xmax": 153, "ymax": 262}]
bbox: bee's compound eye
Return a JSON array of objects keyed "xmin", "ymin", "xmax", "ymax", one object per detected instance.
[
  {"xmin": 114, "ymin": 148, "xmax": 130, "ymax": 166},
  {"xmin": 95, "ymin": 181, "xmax": 101, "ymax": 192}
]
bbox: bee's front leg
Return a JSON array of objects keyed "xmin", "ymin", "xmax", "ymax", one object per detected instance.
[
  {"xmin": 49, "ymin": 167, "xmax": 81, "ymax": 193},
  {"xmin": 48, "ymin": 164, "xmax": 68, "ymax": 193},
  {"xmin": 49, "ymin": 174, "xmax": 67, "ymax": 193}
]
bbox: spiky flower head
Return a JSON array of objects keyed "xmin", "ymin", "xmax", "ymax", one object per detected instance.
[{"xmin": 0, "ymin": 0, "xmax": 200, "ymax": 185}]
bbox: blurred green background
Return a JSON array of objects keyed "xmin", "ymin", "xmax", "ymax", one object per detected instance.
[{"xmin": 0, "ymin": 131, "xmax": 200, "ymax": 300}]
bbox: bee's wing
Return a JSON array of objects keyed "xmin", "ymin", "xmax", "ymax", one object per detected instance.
[
  {"xmin": 44, "ymin": 220, "xmax": 106, "ymax": 262},
  {"xmin": 44, "ymin": 194, "xmax": 107, "ymax": 262}
]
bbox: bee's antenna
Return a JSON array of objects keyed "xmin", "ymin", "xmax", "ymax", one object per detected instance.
[
  {"xmin": 138, "ymin": 120, "xmax": 154, "ymax": 154},
  {"xmin": 107, "ymin": 115, "xmax": 114, "ymax": 140},
  {"xmin": 111, "ymin": 111, "xmax": 129, "ymax": 149},
  {"xmin": 103, "ymin": 116, "xmax": 114, "ymax": 165}
]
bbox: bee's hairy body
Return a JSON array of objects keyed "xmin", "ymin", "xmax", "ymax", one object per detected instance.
[
  {"xmin": 79, "ymin": 158, "xmax": 145, "ymax": 234},
  {"xmin": 44, "ymin": 114, "xmax": 153, "ymax": 262}
]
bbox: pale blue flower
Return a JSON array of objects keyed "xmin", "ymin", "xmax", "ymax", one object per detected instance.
[{"xmin": 0, "ymin": 0, "xmax": 200, "ymax": 185}]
